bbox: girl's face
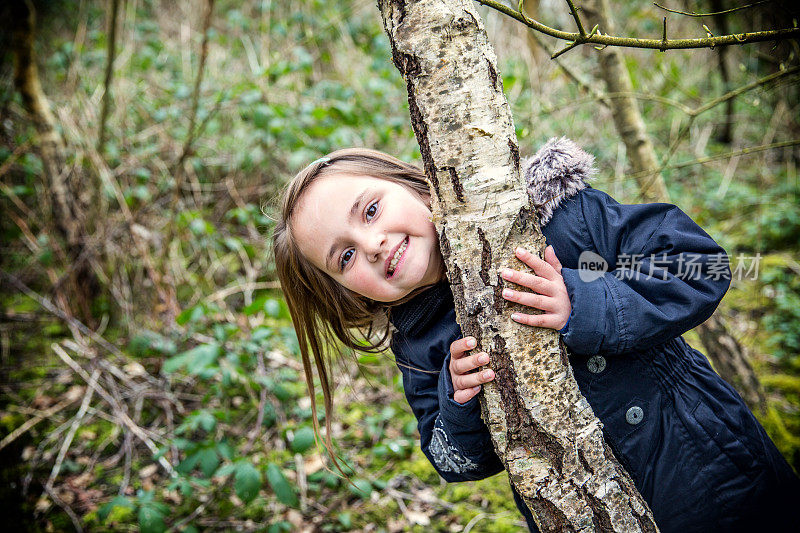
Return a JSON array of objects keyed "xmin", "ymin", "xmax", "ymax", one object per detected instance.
[{"xmin": 292, "ymin": 173, "xmax": 444, "ymax": 303}]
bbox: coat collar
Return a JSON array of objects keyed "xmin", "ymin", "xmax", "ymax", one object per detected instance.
[
  {"xmin": 522, "ymin": 137, "xmax": 596, "ymax": 225},
  {"xmin": 390, "ymin": 282, "xmax": 453, "ymax": 337}
]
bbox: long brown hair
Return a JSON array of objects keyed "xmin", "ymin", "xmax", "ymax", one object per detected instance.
[{"xmin": 272, "ymin": 148, "xmax": 434, "ymax": 471}]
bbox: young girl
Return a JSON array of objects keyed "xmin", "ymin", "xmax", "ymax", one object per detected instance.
[{"xmin": 272, "ymin": 139, "xmax": 799, "ymax": 532}]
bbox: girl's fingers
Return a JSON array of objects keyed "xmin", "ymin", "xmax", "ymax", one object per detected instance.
[
  {"xmin": 500, "ymin": 268, "xmax": 555, "ymax": 296},
  {"xmin": 451, "ymin": 351, "xmax": 490, "ymax": 376},
  {"xmin": 544, "ymin": 245, "xmax": 563, "ymax": 274},
  {"xmin": 510, "ymin": 311, "xmax": 563, "ymax": 329},
  {"xmin": 449, "ymin": 336, "xmax": 476, "ymax": 359},
  {"xmin": 454, "ymin": 385, "xmax": 481, "ymax": 404},
  {"xmin": 502, "ymin": 288, "xmax": 556, "ymax": 312},
  {"xmin": 514, "ymin": 247, "xmax": 558, "ymax": 281},
  {"xmin": 454, "ymin": 367, "xmax": 495, "ymax": 391}
]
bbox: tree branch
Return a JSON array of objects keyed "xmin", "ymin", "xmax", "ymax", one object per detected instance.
[
  {"xmin": 653, "ymin": 0, "xmax": 773, "ymax": 18},
  {"xmin": 478, "ymin": 0, "xmax": 800, "ymax": 54},
  {"xmin": 98, "ymin": 0, "xmax": 120, "ymax": 150}
]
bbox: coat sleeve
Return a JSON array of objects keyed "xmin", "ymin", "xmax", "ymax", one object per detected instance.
[
  {"xmin": 391, "ymin": 329, "xmax": 504, "ymax": 482},
  {"xmin": 557, "ymin": 188, "xmax": 731, "ymax": 356}
]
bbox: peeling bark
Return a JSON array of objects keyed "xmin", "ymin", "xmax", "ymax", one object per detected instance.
[{"xmin": 379, "ymin": 0, "xmax": 657, "ymax": 529}]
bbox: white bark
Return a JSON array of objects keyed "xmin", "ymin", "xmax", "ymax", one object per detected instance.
[{"xmin": 379, "ymin": 0, "xmax": 657, "ymax": 530}]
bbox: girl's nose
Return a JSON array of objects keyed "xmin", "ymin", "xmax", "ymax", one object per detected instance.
[{"xmin": 365, "ymin": 230, "xmax": 387, "ymax": 263}]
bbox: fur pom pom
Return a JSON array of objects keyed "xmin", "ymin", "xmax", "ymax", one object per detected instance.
[{"xmin": 521, "ymin": 137, "xmax": 597, "ymax": 225}]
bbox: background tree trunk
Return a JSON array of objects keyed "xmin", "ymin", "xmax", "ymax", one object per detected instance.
[
  {"xmin": 578, "ymin": 0, "xmax": 765, "ymax": 413},
  {"xmin": 580, "ymin": 0, "xmax": 669, "ymax": 203},
  {"xmin": 10, "ymin": 0, "xmax": 97, "ymax": 324},
  {"xmin": 379, "ymin": 0, "xmax": 656, "ymax": 529}
]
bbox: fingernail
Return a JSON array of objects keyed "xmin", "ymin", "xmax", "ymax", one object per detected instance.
[
  {"xmin": 483, "ymin": 370, "xmax": 494, "ymax": 379},
  {"xmin": 466, "ymin": 338, "xmax": 476, "ymax": 348},
  {"xmin": 500, "ymin": 269, "xmax": 511, "ymax": 280},
  {"xmin": 478, "ymin": 353, "xmax": 489, "ymax": 364},
  {"xmin": 511, "ymin": 313, "xmax": 520, "ymax": 321},
  {"xmin": 473, "ymin": 385, "xmax": 481, "ymax": 392},
  {"xmin": 502, "ymin": 288, "xmax": 512, "ymax": 298},
  {"xmin": 516, "ymin": 247, "xmax": 527, "ymax": 256}
]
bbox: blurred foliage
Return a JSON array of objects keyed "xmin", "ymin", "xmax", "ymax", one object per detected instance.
[{"xmin": 0, "ymin": 0, "xmax": 798, "ymax": 531}]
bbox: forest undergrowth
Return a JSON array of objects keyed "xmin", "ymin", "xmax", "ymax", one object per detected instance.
[{"xmin": 1, "ymin": 1, "xmax": 799, "ymax": 531}]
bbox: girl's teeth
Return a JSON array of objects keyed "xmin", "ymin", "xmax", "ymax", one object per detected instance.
[{"xmin": 388, "ymin": 239, "xmax": 408, "ymax": 274}]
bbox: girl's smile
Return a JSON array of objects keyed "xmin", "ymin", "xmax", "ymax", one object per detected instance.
[{"xmin": 292, "ymin": 173, "xmax": 444, "ymax": 302}]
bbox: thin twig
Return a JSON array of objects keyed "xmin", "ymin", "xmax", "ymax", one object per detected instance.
[
  {"xmin": 0, "ymin": 397, "xmax": 79, "ymax": 452},
  {"xmin": 654, "ymin": 0, "xmax": 772, "ymax": 17},
  {"xmin": 98, "ymin": 0, "xmax": 120, "ymax": 149},
  {"xmin": 51, "ymin": 343, "xmax": 176, "ymax": 477},
  {"xmin": 526, "ymin": 30, "xmax": 611, "ymax": 108},
  {"xmin": 625, "ymin": 139, "xmax": 800, "ymax": 184},
  {"xmin": 203, "ymin": 281, "xmax": 281, "ymax": 304},
  {"xmin": 479, "ymin": 0, "xmax": 799, "ymax": 51},
  {"xmin": 565, "ymin": 0, "xmax": 586, "ymax": 36},
  {"xmin": 42, "ymin": 483, "xmax": 84, "ymax": 533},
  {"xmin": 46, "ymin": 369, "xmax": 100, "ymax": 491},
  {"xmin": 242, "ymin": 350, "xmax": 268, "ymax": 454}
]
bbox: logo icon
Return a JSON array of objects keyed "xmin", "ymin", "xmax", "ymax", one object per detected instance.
[{"xmin": 578, "ymin": 251, "xmax": 608, "ymax": 282}]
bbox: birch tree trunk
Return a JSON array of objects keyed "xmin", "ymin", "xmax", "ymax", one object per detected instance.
[
  {"xmin": 379, "ymin": 0, "xmax": 656, "ymax": 529},
  {"xmin": 580, "ymin": 0, "xmax": 764, "ymax": 412}
]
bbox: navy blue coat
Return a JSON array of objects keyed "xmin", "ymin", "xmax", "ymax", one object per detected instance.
[{"xmin": 389, "ymin": 145, "xmax": 799, "ymax": 532}]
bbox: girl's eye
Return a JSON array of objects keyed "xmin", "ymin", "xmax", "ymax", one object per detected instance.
[
  {"xmin": 339, "ymin": 249, "xmax": 354, "ymax": 271},
  {"xmin": 365, "ymin": 201, "xmax": 379, "ymax": 221}
]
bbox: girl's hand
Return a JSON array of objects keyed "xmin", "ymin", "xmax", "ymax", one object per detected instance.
[
  {"xmin": 449, "ymin": 336, "xmax": 494, "ymax": 404},
  {"xmin": 501, "ymin": 245, "xmax": 571, "ymax": 330}
]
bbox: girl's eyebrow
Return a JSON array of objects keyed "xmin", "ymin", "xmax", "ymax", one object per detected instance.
[{"xmin": 324, "ymin": 188, "xmax": 373, "ymax": 270}]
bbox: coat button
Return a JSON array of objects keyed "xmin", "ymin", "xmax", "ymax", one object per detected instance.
[
  {"xmin": 626, "ymin": 406, "xmax": 644, "ymax": 425},
  {"xmin": 587, "ymin": 355, "xmax": 606, "ymax": 374}
]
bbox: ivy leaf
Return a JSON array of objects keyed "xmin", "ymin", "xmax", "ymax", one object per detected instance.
[
  {"xmin": 234, "ymin": 461, "xmax": 262, "ymax": 503},
  {"xmin": 290, "ymin": 427, "xmax": 315, "ymax": 453},
  {"xmin": 348, "ymin": 478, "xmax": 373, "ymax": 499},
  {"xmin": 139, "ymin": 504, "xmax": 167, "ymax": 533},
  {"xmin": 266, "ymin": 463, "xmax": 298, "ymax": 507},
  {"xmin": 197, "ymin": 448, "xmax": 220, "ymax": 478}
]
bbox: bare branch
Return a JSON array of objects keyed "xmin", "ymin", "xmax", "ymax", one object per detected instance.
[
  {"xmin": 479, "ymin": 0, "xmax": 800, "ymax": 51},
  {"xmin": 98, "ymin": 0, "xmax": 120, "ymax": 150},
  {"xmin": 653, "ymin": 0, "xmax": 773, "ymax": 18},
  {"xmin": 565, "ymin": 0, "xmax": 586, "ymax": 36}
]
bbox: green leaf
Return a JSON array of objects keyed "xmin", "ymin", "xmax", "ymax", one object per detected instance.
[
  {"xmin": 176, "ymin": 304, "xmax": 205, "ymax": 325},
  {"xmin": 197, "ymin": 448, "xmax": 220, "ymax": 478},
  {"xmin": 164, "ymin": 344, "xmax": 222, "ymax": 375},
  {"xmin": 234, "ymin": 461, "xmax": 262, "ymax": 503},
  {"xmin": 216, "ymin": 440, "xmax": 234, "ymax": 461},
  {"xmin": 290, "ymin": 427, "xmax": 315, "ymax": 453},
  {"xmin": 266, "ymin": 463, "xmax": 298, "ymax": 507},
  {"xmin": 264, "ymin": 298, "xmax": 281, "ymax": 317},
  {"xmin": 197, "ymin": 410, "xmax": 217, "ymax": 432},
  {"xmin": 337, "ymin": 512, "xmax": 352, "ymax": 529},
  {"xmin": 347, "ymin": 478, "xmax": 372, "ymax": 499},
  {"xmin": 251, "ymin": 325, "xmax": 273, "ymax": 342},
  {"xmin": 139, "ymin": 505, "xmax": 167, "ymax": 533},
  {"xmin": 214, "ymin": 463, "xmax": 236, "ymax": 478},
  {"xmin": 98, "ymin": 495, "xmax": 133, "ymax": 522},
  {"xmin": 268, "ymin": 522, "xmax": 292, "ymax": 533}
]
